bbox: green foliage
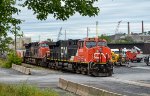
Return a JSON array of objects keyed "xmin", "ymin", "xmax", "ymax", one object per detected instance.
[
  {"xmin": 0, "ymin": 0, "xmax": 22, "ymax": 34},
  {"xmin": 0, "ymin": 0, "xmax": 22, "ymax": 54},
  {"xmin": 23, "ymin": 0, "xmax": 100, "ymax": 20},
  {"xmin": 0, "ymin": 58, "xmax": 7, "ymax": 68},
  {"xmin": 98, "ymin": 34, "xmax": 112, "ymax": 43},
  {"xmin": 0, "ymin": 37, "xmax": 13, "ymax": 53},
  {"xmin": 0, "ymin": 83, "xmax": 59, "ymax": 96},
  {"xmin": 5, "ymin": 52, "xmax": 22, "ymax": 68}
]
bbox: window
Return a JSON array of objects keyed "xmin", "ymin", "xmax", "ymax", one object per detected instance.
[
  {"xmin": 86, "ymin": 41, "xmax": 96, "ymax": 48},
  {"xmin": 40, "ymin": 43, "xmax": 48, "ymax": 47},
  {"xmin": 97, "ymin": 41, "xmax": 107, "ymax": 46},
  {"xmin": 79, "ymin": 41, "xmax": 84, "ymax": 48},
  {"xmin": 113, "ymin": 51, "xmax": 119, "ymax": 54},
  {"xmin": 73, "ymin": 41, "xmax": 78, "ymax": 45}
]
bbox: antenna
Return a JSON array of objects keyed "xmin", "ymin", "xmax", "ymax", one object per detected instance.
[
  {"xmin": 87, "ymin": 27, "xmax": 89, "ymax": 38},
  {"xmin": 96, "ymin": 21, "xmax": 98, "ymax": 37},
  {"xmin": 39, "ymin": 35, "xmax": 41, "ymax": 42}
]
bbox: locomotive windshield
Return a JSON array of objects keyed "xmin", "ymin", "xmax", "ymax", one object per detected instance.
[
  {"xmin": 86, "ymin": 41, "xmax": 96, "ymax": 48},
  {"xmin": 97, "ymin": 41, "xmax": 107, "ymax": 46},
  {"xmin": 39, "ymin": 43, "xmax": 49, "ymax": 47}
]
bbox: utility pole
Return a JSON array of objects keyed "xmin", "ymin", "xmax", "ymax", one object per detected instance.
[
  {"xmin": 57, "ymin": 27, "xmax": 62, "ymax": 41},
  {"xmin": 65, "ymin": 30, "xmax": 66, "ymax": 40},
  {"xmin": 87, "ymin": 27, "xmax": 89, "ymax": 38},
  {"xmin": 96, "ymin": 21, "xmax": 98, "ymax": 37},
  {"xmin": 14, "ymin": 24, "xmax": 17, "ymax": 52}
]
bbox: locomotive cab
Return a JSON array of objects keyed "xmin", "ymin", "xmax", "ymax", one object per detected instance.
[
  {"xmin": 24, "ymin": 41, "xmax": 50, "ymax": 65},
  {"xmin": 74, "ymin": 37, "xmax": 111, "ymax": 64},
  {"xmin": 38, "ymin": 41, "xmax": 50, "ymax": 58}
]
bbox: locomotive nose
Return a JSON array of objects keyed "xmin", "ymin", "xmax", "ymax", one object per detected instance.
[
  {"xmin": 93, "ymin": 47, "xmax": 103, "ymax": 62},
  {"xmin": 99, "ymin": 47, "xmax": 103, "ymax": 53}
]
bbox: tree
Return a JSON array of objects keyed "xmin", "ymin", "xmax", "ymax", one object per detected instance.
[
  {"xmin": 0, "ymin": 0, "xmax": 100, "ymax": 54},
  {"xmin": 0, "ymin": 37, "xmax": 13, "ymax": 54},
  {"xmin": 23, "ymin": 0, "xmax": 100, "ymax": 20},
  {"xmin": 98, "ymin": 34, "xmax": 112, "ymax": 43},
  {"xmin": 0, "ymin": 0, "xmax": 22, "ymax": 54}
]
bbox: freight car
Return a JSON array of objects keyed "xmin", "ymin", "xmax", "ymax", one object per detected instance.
[{"xmin": 23, "ymin": 37, "xmax": 113, "ymax": 76}]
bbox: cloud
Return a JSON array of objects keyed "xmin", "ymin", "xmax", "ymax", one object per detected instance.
[{"xmin": 12, "ymin": 0, "xmax": 150, "ymax": 41}]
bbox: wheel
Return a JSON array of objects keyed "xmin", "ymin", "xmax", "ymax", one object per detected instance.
[
  {"xmin": 75, "ymin": 67, "xmax": 81, "ymax": 74},
  {"xmin": 48, "ymin": 62, "xmax": 52, "ymax": 68},
  {"xmin": 108, "ymin": 70, "xmax": 113, "ymax": 76},
  {"xmin": 146, "ymin": 62, "xmax": 149, "ymax": 66},
  {"xmin": 81, "ymin": 67, "xmax": 87, "ymax": 75},
  {"xmin": 119, "ymin": 62, "xmax": 122, "ymax": 66},
  {"xmin": 137, "ymin": 60, "xmax": 141, "ymax": 63},
  {"xmin": 146, "ymin": 63, "xmax": 149, "ymax": 66},
  {"xmin": 114, "ymin": 62, "xmax": 117, "ymax": 66}
]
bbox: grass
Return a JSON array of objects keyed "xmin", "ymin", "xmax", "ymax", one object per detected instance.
[{"xmin": 0, "ymin": 83, "xmax": 59, "ymax": 96}]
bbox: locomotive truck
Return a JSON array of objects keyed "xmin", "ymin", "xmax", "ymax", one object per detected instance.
[{"xmin": 23, "ymin": 37, "xmax": 113, "ymax": 76}]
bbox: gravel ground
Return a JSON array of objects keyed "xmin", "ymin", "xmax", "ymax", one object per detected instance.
[
  {"xmin": 0, "ymin": 66, "xmax": 77, "ymax": 96},
  {"xmin": 0, "ymin": 61, "xmax": 150, "ymax": 96}
]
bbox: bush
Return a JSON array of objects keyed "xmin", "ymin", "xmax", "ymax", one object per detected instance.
[
  {"xmin": 0, "ymin": 58, "xmax": 7, "ymax": 67},
  {"xmin": 2, "ymin": 51, "xmax": 22, "ymax": 68}
]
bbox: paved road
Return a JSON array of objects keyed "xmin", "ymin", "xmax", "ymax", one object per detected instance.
[{"xmin": 0, "ymin": 62, "xmax": 150, "ymax": 96}]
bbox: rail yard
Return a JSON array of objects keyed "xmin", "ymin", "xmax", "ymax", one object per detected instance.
[
  {"xmin": 1, "ymin": 0, "xmax": 150, "ymax": 96},
  {"xmin": 5, "ymin": 36, "xmax": 149, "ymax": 96}
]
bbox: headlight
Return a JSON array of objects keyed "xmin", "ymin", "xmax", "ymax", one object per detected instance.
[{"xmin": 96, "ymin": 50, "xmax": 99, "ymax": 53}]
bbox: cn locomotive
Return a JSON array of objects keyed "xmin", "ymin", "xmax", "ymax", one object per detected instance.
[{"xmin": 23, "ymin": 37, "xmax": 113, "ymax": 76}]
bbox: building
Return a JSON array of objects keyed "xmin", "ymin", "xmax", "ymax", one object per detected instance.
[
  {"xmin": 109, "ymin": 33, "xmax": 150, "ymax": 43},
  {"xmin": 9, "ymin": 37, "xmax": 31, "ymax": 50},
  {"xmin": 16, "ymin": 37, "xmax": 31, "ymax": 50}
]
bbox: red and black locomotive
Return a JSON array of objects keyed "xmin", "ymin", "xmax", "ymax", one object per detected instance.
[{"xmin": 23, "ymin": 37, "xmax": 113, "ymax": 76}]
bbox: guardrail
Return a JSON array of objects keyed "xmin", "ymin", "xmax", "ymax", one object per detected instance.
[
  {"xmin": 58, "ymin": 78, "xmax": 123, "ymax": 96},
  {"xmin": 12, "ymin": 64, "xmax": 31, "ymax": 75}
]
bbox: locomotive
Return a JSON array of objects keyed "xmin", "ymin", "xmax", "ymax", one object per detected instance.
[{"xmin": 23, "ymin": 37, "xmax": 113, "ymax": 76}]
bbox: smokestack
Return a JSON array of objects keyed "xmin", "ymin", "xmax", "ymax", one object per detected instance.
[
  {"xmin": 128, "ymin": 22, "xmax": 130, "ymax": 35},
  {"xmin": 142, "ymin": 21, "xmax": 144, "ymax": 34}
]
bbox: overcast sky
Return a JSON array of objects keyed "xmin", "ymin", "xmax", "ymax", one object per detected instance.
[{"xmin": 13, "ymin": 0, "xmax": 150, "ymax": 41}]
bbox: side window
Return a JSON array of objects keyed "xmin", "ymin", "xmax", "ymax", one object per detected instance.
[
  {"xmin": 73, "ymin": 40, "xmax": 78, "ymax": 45},
  {"xmin": 68, "ymin": 41, "xmax": 71, "ymax": 46},
  {"xmin": 78, "ymin": 41, "xmax": 84, "ymax": 49}
]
